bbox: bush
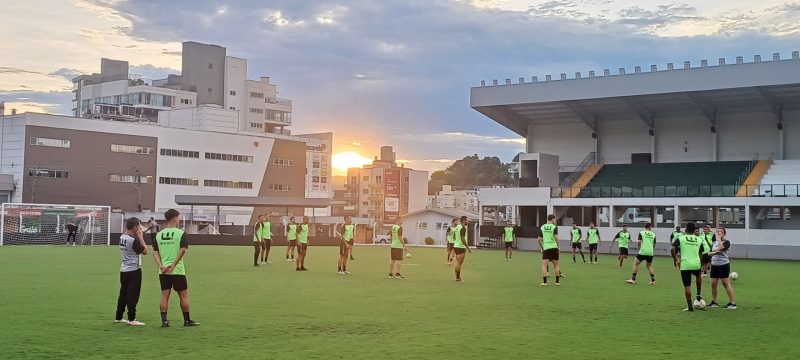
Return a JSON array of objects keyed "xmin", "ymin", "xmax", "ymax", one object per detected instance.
[{"xmin": 424, "ymin": 237, "xmax": 435, "ymax": 245}]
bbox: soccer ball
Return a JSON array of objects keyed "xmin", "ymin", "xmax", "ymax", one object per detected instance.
[
  {"xmin": 730, "ymin": 272, "xmax": 739, "ymax": 281},
  {"xmin": 693, "ymin": 299, "xmax": 706, "ymax": 310},
  {"xmin": 405, "ymin": 252, "xmax": 412, "ymax": 258}
]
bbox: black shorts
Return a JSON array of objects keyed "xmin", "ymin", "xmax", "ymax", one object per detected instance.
[
  {"xmin": 447, "ymin": 243, "xmax": 455, "ymax": 250},
  {"xmin": 542, "ymin": 248, "xmax": 559, "ymax": 261},
  {"xmin": 701, "ymin": 254, "xmax": 711, "ymax": 265},
  {"xmin": 619, "ymin": 247, "xmax": 629, "ymax": 256},
  {"xmin": 391, "ymin": 248, "xmax": 404, "ymax": 260},
  {"xmin": 454, "ymin": 247, "xmax": 466, "ymax": 255},
  {"xmin": 710, "ymin": 263, "xmax": 730, "ymax": 279},
  {"xmin": 589, "ymin": 243, "xmax": 598, "ymax": 251},
  {"xmin": 680, "ymin": 269, "xmax": 701, "ymax": 287},
  {"xmin": 505, "ymin": 242, "xmax": 513, "ymax": 249},
  {"xmin": 288, "ymin": 240, "xmax": 297, "ymax": 246},
  {"xmin": 636, "ymin": 254, "xmax": 653, "ymax": 263},
  {"xmin": 159, "ymin": 274, "xmax": 188, "ymax": 292},
  {"xmin": 571, "ymin": 242, "xmax": 582, "ymax": 249}
]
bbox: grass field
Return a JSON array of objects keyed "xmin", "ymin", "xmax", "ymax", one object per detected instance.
[{"xmin": 0, "ymin": 245, "xmax": 797, "ymax": 359}]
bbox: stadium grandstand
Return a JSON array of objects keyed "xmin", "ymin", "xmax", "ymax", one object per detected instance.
[{"xmin": 471, "ymin": 52, "xmax": 800, "ymax": 260}]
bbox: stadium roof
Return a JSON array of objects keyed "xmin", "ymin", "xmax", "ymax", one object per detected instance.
[
  {"xmin": 174, "ymin": 195, "xmax": 331, "ymax": 208},
  {"xmin": 471, "ymin": 54, "xmax": 800, "ymax": 137}
]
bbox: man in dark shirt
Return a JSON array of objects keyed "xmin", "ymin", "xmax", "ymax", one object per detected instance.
[{"xmin": 65, "ymin": 222, "xmax": 78, "ymax": 246}]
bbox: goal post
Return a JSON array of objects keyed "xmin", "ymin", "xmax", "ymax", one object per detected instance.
[{"xmin": 0, "ymin": 203, "xmax": 111, "ymax": 246}]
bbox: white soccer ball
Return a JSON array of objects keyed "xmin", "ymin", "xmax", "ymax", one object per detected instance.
[
  {"xmin": 693, "ymin": 299, "xmax": 706, "ymax": 310},
  {"xmin": 405, "ymin": 252, "xmax": 412, "ymax": 258},
  {"xmin": 730, "ymin": 272, "xmax": 739, "ymax": 281}
]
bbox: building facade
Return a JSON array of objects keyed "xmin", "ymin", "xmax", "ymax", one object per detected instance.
[{"xmin": 428, "ymin": 185, "xmax": 479, "ymax": 214}]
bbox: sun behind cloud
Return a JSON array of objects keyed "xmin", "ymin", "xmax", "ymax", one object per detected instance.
[{"xmin": 332, "ymin": 151, "xmax": 372, "ymax": 175}]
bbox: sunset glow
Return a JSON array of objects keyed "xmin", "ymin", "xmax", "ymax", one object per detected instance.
[{"xmin": 332, "ymin": 151, "xmax": 372, "ymax": 175}]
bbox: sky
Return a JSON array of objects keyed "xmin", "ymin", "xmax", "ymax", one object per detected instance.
[{"xmin": 3, "ymin": 0, "xmax": 800, "ymax": 175}]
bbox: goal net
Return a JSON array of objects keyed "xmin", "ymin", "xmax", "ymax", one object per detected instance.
[{"xmin": 0, "ymin": 203, "xmax": 111, "ymax": 246}]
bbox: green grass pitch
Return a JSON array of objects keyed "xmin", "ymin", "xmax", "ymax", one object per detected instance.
[{"xmin": 0, "ymin": 245, "xmax": 797, "ymax": 359}]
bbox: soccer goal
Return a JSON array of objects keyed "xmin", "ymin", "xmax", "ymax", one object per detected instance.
[{"xmin": 0, "ymin": 203, "xmax": 111, "ymax": 246}]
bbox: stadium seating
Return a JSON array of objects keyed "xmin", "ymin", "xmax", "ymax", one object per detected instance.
[
  {"xmin": 756, "ymin": 160, "xmax": 800, "ymax": 196},
  {"xmin": 579, "ymin": 161, "xmax": 752, "ymax": 197}
]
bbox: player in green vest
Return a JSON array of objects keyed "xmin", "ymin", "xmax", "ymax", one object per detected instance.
[
  {"xmin": 570, "ymin": 223, "xmax": 585, "ymax": 263},
  {"xmin": 152, "ymin": 209, "xmax": 198, "ymax": 327},
  {"xmin": 586, "ymin": 222, "xmax": 601, "ymax": 264},
  {"xmin": 296, "ymin": 217, "xmax": 309, "ymax": 271},
  {"xmin": 701, "ymin": 225, "xmax": 716, "ymax": 277},
  {"xmin": 453, "ymin": 216, "xmax": 472, "ymax": 282},
  {"xmin": 610, "ymin": 224, "xmax": 631, "ymax": 268},
  {"xmin": 338, "ymin": 216, "xmax": 356, "ymax": 275},
  {"xmin": 503, "ymin": 222, "xmax": 515, "ymax": 261},
  {"xmin": 669, "ymin": 226, "xmax": 683, "ymax": 269},
  {"xmin": 388, "ymin": 218, "xmax": 407, "ymax": 279},
  {"xmin": 672, "ymin": 222, "xmax": 708, "ymax": 311},
  {"xmin": 286, "ymin": 217, "xmax": 298, "ymax": 262},
  {"xmin": 446, "ymin": 218, "xmax": 458, "ymax": 265},
  {"xmin": 259, "ymin": 215, "xmax": 273, "ymax": 264},
  {"xmin": 538, "ymin": 214, "xmax": 561, "ymax": 286},
  {"xmin": 625, "ymin": 223, "xmax": 657, "ymax": 285},
  {"xmin": 252, "ymin": 215, "xmax": 265, "ymax": 267}
]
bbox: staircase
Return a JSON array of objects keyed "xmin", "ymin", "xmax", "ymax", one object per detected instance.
[
  {"xmin": 559, "ymin": 152, "xmax": 601, "ymax": 198},
  {"xmin": 755, "ymin": 160, "xmax": 800, "ymax": 196},
  {"xmin": 736, "ymin": 160, "xmax": 772, "ymax": 196}
]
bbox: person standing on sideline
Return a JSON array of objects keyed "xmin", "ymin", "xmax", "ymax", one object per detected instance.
[
  {"xmin": 538, "ymin": 214, "xmax": 561, "ymax": 286},
  {"xmin": 453, "ymin": 217, "xmax": 472, "ymax": 282},
  {"xmin": 503, "ymin": 222, "xmax": 515, "ymax": 261},
  {"xmin": 669, "ymin": 226, "xmax": 683, "ymax": 268},
  {"xmin": 708, "ymin": 228, "xmax": 737, "ymax": 309},
  {"xmin": 701, "ymin": 225, "xmax": 716, "ymax": 277},
  {"xmin": 610, "ymin": 224, "xmax": 631, "ymax": 268},
  {"xmin": 260, "ymin": 215, "xmax": 273, "ymax": 264},
  {"xmin": 115, "ymin": 217, "xmax": 148, "ymax": 326},
  {"xmin": 446, "ymin": 218, "xmax": 458, "ymax": 265},
  {"xmin": 296, "ymin": 216, "xmax": 310, "ymax": 271},
  {"xmin": 570, "ymin": 223, "xmax": 585, "ymax": 263},
  {"xmin": 388, "ymin": 218, "xmax": 407, "ymax": 279},
  {"xmin": 65, "ymin": 221, "xmax": 78, "ymax": 246},
  {"xmin": 672, "ymin": 222, "xmax": 706, "ymax": 312},
  {"xmin": 153, "ymin": 209, "xmax": 199, "ymax": 327},
  {"xmin": 338, "ymin": 216, "xmax": 355, "ymax": 275},
  {"xmin": 286, "ymin": 217, "xmax": 298, "ymax": 262},
  {"xmin": 252, "ymin": 215, "xmax": 264, "ymax": 267},
  {"xmin": 625, "ymin": 223, "xmax": 657, "ymax": 285},
  {"xmin": 146, "ymin": 217, "xmax": 160, "ymax": 245},
  {"xmin": 586, "ymin": 222, "xmax": 601, "ymax": 264}
]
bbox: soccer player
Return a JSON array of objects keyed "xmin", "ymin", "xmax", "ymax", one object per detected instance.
[
  {"xmin": 586, "ymin": 222, "xmax": 600, "ymax": 264},
  {"xmin": 286, "ymin": 217, "xmax": 298, "ymax": 262},
  {"xmin": 570, "ymin": 223, "xmax": 585, "ymax": 263},
  {"xmin": 538, "ymin": 214, "xmax": 561, "ymax": 286},
  {"xmin": 146, "ymin": 217, "xmax": 160, "ymax": 245},
  {"xmin": 453, "ymin": 217, "xmax": 472, "ymax": 282},
  {"xmin": 700, "ymin": 225, "xmax": 715, "ymax": 277},
  {"xmin": 260, "ymin": 215, "xmax": 273, "ymax": 264},
  {"xmin": 115, "ymin": 217, "xmax": 147, "ymax": 326},
  {"xmin": 669, "ymin": 226, "xmax": 683, "ymax": 268},
  {"xmin": 672, "ymin": 222, "xmax": 706, "ymax": 312},
  {"xmin": 388, "ymin": 218, "xmax": 407, "ymax": 279},
  {"xmin": 625, "ymin": 223, "xmax": 656, "ymax": 285},
  {"xmin": 708, "ymin": 227, "xmax": 736, "ymax": 309},
  {"xmin": 503, "ymin": 222, "xmax": 515, "ymax": 261},
  {"xmin": 252, "ymin": 215, "xmax": 263, "ymax": 267},
  {"xmin": 65, "ymin": 221, "xmax": 78, "ymax": 246},
  {"xmin": 446, "ymin": 218, "xmax": 458, "ymax": 265},
  {"xmin": 296, "ymin": 216, "xmax": 309, "ymax": 271},
  {"xmin": 610, "ymin": 224, "xmax": 631, "ymax": 268},
  {"xmin": 338, "ymin": 216, "xmax": 355, "ymax": 275},
  {"xmin": 153, "ymin": 209, "xmax": 199, "ymax": 327}
]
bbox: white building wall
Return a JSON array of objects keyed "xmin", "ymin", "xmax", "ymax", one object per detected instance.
[
  {"xmin": 718, "ymin": 113, "xmax": 778, "ymax": 160},
  {"xmin": 402, "ymin": 211, "xmax": 452, "ymax": 245},
  {"xmin": 158, "ymin": 106, "xmax": 240, "ymax": 134},
  {"xmin": 0, "ymin": 116, "xmax": 26, "ymax": 203},
  {"xmin": 654, "ymin": 114, "xmax": 714, "ymax": 163},
  {"xmin": 407, "ymin": 170, "xmax": 429, "ymax": 213},
  {"xmin": 782, "ymin": 110, "xmax": 800, "ymax": 159},
  {"xmin": 598, "ymin": 117, "xmax": 651, "ymax": 164},
  {"xmin": 529, "ymin": 120, "xmax": 592, "ymax": 170},
  {"xmin": 223, "ymin": 57, "xmax": 248, "ymax": 128}
]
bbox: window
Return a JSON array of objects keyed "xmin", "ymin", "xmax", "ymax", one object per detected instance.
[
  {"xmin": 362, "ymin": 201, "xmax": 369, "ymax": 206},
  {"xmin": 363, "ymin": 176, "xmax": 369, "ymax": 181},
  {"xmin": 159, "ymin": 177, "xmax": 199, "ymax": 186},
  {"xmin": 229, "ymin": 90, "xmax": 236, "ymax": 96},
  {"xmin": 362, "ymin": 189, "xmax": 369, "ymax": 194},
  {"xmin": 249, "ymin": 108, "xmax": 264, "ymax": 114},
  {"xmin": 350, "ymin": 176, "xmax": 357, "ymax": 183},
  {"xmin": 418, "ymin": 222, "xmax": 428, "ymax": 230},
  {"xmin": 250, "ymin": 122, "xmax": 264, "ymax": 129},
  {"xmin": 205, "ymin": 152, "xmax": 253, "ymax": 163},
  {"xmin": 30, "ymin": 137, "xmax": 70, "ymax": 148},
  {"xmin": 230, "ymin": 107, "xmax": 236, "ymax": 110},
  {"xmin": 110, "ymin": 174, "xmax": 153, "ymax": 184},
  {"xmin": 111, "ymin": 144, "xmax": 154, "ymax": 155},
  {"xmin": 160, "ymin": 148, "xmax": 200, "ymax": 158},
  {"xmin": 28, "ymin": 168, "xmax": 68, "ymax": 179},
  {"xmin": 204, "ymin": 179, "xmax": 253, "ymax": 189},
  {"xmin": 321, "ymin": 177, "xmax": 328, "ymax": 183},
  {"xmin": 375, "ymin": 175, "xmax": 382, "ymax": 183},
  {"xmin": 180, "ymin": 99, "xmax": 192, "ymax": 105},
  {"xmin": 272, "ymin": 158, "xmax": 295, "ymax": 166},
  {"xmin": 267, "ymin": 184, "xmax": 292, "ymax": 192},
  {"xmin": 250, "ymin": 92, "xmax": 264, "ymax": 98}
]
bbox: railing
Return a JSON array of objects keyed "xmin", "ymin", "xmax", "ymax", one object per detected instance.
[
  {"xmin": 266, "ymin": 98, "xmax": 292, "ymax": 106},
  {"xmin": 551, "ymin": 184, "xmax": 800, "ymax": 198},
  {"xmin": 735, "ymin": 160, "xmax": 758, "ymax": 189},
  {"xmin": 560, "ymin": 152, "xmax": 597, "ymax": 187}
]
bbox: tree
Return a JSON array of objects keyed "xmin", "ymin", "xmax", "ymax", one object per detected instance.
[{"xmin": 428, "ymin": 155, "xmax": 512, "ymax": 194}]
